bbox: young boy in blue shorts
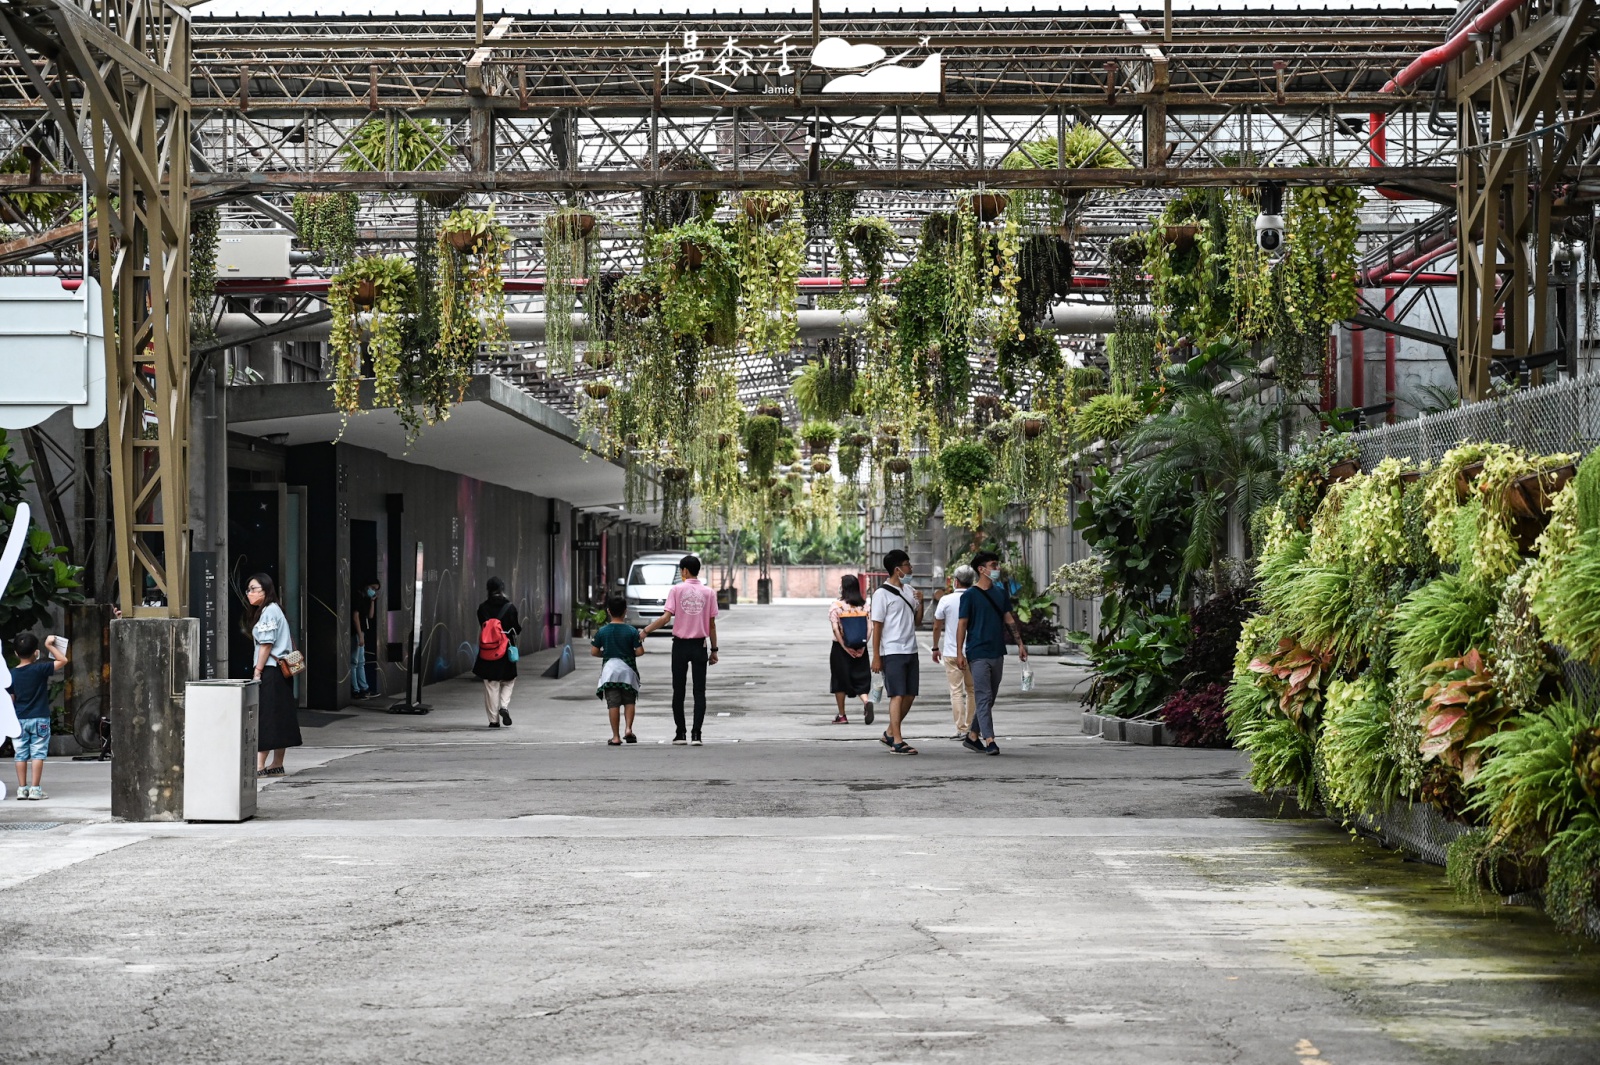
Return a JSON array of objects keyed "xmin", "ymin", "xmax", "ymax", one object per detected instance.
[
  {"xmin": 590, "ymin": 595, "xmax": 645, "ymax": 746},
  {"xmin": 10, "ymin": 632, "xmax": 67, "ymax": 800}
]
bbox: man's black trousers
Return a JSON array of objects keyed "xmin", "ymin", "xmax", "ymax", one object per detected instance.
[{"xmin": 671, "ymin": 636, "xmax": 708, "ymax": 738}]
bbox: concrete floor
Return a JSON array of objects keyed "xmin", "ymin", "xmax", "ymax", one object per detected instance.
[{"xmin": 3, "ymin": 601, "xmax": 1599, "ymax": 1064}]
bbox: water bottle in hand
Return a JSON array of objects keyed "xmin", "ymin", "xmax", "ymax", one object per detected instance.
[{"xmin": 1020, "ymin": 663, "xmax": 1035, "ymax": 693}]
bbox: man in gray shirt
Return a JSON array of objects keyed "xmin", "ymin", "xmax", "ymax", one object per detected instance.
[{"xmin": 869, "ymin": 548, "xmax": 924, "ymax": 755}]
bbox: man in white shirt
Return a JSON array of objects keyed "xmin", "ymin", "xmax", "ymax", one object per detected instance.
[
  {"xmin": 931, "ymin": 564, "xmax": 976, "ymax": 741},
  {"xmin": 869, "ymin": 548, "xmax": 924, "ymax": 755}
]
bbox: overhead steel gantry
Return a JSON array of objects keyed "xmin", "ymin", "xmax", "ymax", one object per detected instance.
[
  {"xmin": 6, "ymin": 4, "xmax": 1600, "ymax": 421},
  {"xmin": 0, "ymin": 0, "xmax": 190, "ymax": 619}
]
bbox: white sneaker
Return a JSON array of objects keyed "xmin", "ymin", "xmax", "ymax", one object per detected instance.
[
  {"xmin": 29, "ymin": 786, "xmax": 45, "ymax": 800},
  {"xmin": 13, "ymin": 787, "xmax": 27, "ymax": 800}
]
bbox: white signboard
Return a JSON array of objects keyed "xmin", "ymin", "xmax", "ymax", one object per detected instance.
[
  {"xmin": 656, "ymin": 33, "xmax": 942, "ymax": 95},
  {"xmin": 0, "ymin": 276, "xmax": 106, "ymax": 430}
]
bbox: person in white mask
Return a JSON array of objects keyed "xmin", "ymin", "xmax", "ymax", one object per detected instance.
[{"xmin": 953, "ymin": 551, "xmax": 1028, "ymax": 755}]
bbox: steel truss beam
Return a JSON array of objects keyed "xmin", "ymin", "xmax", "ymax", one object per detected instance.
[
  {"xmin": 1456, "ymin": 0, "xmax": 1600, "ymax": 401},
  {"xmin": 0, "ymin": 0, "xmax": 190, "ymax": 617}
]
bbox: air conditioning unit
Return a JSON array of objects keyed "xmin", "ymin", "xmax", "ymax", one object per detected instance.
[{"xmin": 217, "ymin": 230, "xmax": 291, "ymax": 280}]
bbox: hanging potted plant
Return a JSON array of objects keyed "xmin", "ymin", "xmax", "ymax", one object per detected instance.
[
  {"xmin": 736, "ymin": 190, "xmax": 804, "ymax": 358},
  {"xmin": 543, "ymin": 204, "xmax": 601, "ymax": 373},
  {"xmin": 433, "ymin": 206, "xmax": 510, "ymax": 416},
  {"xmin": 345, "ymin": 116, "xmax": 457, "ymax": 207},
  {"xmin": 329, "ymin": 254, "xmax": 418, "ymax": 426},
  {"xmin": 292, "ymin": 191, "xmax": 360, "ymax": 266},
  {"xmin": 962, "ymin": 192, "xmax": 1010, "ymax": 224},
  {"xmin": 801, "ymin": 420, "xmax": 840, "ymax": 455},
  {"xmin": 653, "ymin": 219, "xmax": 739, "ymax": 346},
  {"xmin": 741, "ymin": 192, "xmax": 793, "ymax": 224}
]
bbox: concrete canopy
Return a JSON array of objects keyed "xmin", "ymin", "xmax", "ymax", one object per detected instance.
[{"xmin": 228, "ymin": 374, "xmax": 647, "ymax": 512}]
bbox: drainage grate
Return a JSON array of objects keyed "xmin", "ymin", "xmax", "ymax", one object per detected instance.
[{"xmin": 0, "ymin": 822, "xmax": 64, "ymax": 831}]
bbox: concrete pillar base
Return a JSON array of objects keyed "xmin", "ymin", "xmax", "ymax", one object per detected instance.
[{"xmin": 110, "ymin": 617, "xmax": 199, "ymax": 822}]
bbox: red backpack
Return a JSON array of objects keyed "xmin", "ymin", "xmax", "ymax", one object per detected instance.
[{"xmin": 478, "ymin": 603, "xmax": 514, "ymax": 660}]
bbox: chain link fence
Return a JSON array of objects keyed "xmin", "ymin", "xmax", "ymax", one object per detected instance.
[{"xmin": 1350, "ymin": 374, "xmax": 1600, "ymax": 469}]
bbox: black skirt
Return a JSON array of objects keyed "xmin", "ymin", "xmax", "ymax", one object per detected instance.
[
  {"xmin": 829, "ymin": 641, "xmax": 872, "ymax": 696},
  {"xmin": 257, "ymin": 667, "xmax": 303, "ymax": 752}
]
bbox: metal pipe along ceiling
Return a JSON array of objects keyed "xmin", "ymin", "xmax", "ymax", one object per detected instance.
[{"xmin": 210, "ymin": 303, "xmax": 1143, "ymax": 344}]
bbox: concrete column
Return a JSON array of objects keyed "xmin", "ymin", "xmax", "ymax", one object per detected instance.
[
  {"xmin": 188, "ymin": 364, "xmax": 229, "ymax": 677},
  {"xmin": 111, "ymin": 617, "xmax": 199, "ymax": 821}
]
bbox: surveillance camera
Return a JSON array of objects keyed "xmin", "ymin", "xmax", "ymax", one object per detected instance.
[{"xmin": 1255, "ymin": 213, "xmax": 1285, "ymax": 252}]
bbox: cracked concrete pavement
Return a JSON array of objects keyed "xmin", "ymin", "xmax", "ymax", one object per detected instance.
[{"xmin": 3, "ymin": 601, "xmax": 1600, "ymax": 1063}]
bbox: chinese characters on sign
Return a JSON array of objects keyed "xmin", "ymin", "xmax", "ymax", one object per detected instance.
[
  {"xmin": 653, "ymin": 33, "xmax": 942, "ymax": 96},
  {"xmin": 658, "ymin": 32, "xmax": 798, "ymax": 94}
]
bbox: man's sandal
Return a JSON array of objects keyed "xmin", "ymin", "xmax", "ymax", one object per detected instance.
[
  {"xmin": 879, "ymin": 730, "xmax": 894, "ymax": 748},
  {"xmin": 891, "ymin": 741, "xmax": 918, "ymax": 755},
  {"xmin": 607, "ymin": 738, "xmax": 623, "ymax": 747}
]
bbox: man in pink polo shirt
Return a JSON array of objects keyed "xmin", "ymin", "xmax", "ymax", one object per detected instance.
[{"xmin": 640, "ymin": 554, "xmax": 719, "ymax": 745}]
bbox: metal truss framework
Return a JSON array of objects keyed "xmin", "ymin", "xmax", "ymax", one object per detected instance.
[
  {"xmin": 6, "ymin": 6, "xmax": 1600, "ymax": 435},
  {"xmin": 0, "ymin": 0, "xmax": 190, "ymax": 618},
  {"xmin": 1455, "ymin": 0, "xmax": 1600, "ymax": 399}
]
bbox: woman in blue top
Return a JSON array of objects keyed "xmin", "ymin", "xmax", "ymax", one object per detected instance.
[{"xmin": 245, "ymin": 573, "xmax": 302, "ymax": 776}]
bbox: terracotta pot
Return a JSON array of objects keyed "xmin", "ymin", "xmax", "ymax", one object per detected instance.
[
  {"xmin": 696, "ymin": 384, "xmax": 719, "ymax": 401},
  {"xmin": 0, "ymin": 200, "xmax": 25, "ymax": 226},
  {"xmin": 811, "ymin": 458, "xmax": 832, "ymax": 475},
  {"xmin": 1021, "ymin": 418, "xmax": 1046, "ymax": 440},
  {"xmin": 965, "ymin": 193, "xmax": 1010, "ymax": 223},
  {"xmin": 1161, "ymin": 224, "xmax": 1201, "ymax": 252},
  {"xmin": 1400, "ymin": 470, "xmax": 1423, "ymax": 485},
  {"xmin": 1511, "ymin": 513, "xmax": 1548, "ymax": 555},
  {"xmin": 1455, "ymin": 459, "xmax": 1486, "ymax": 502},
  {"xmin": 621, "ymin": 291, "xmax": 656, "ymax": 318},
  {"xmin": 1328, "ymin": 458, "xmax": 1360, "ymax": 482},
  {"xmin": 876, "ymin": 436, "xmax": 900, "ymax": 456},
  {"xmin": 423, "ymin": 190, "xmax": 465, "ymax": 210},
  {"xmin": 846, "ymin": 433, "xmax": 871, "ymax": 448},
  {"xmin": 1510, "ymin": 462, "xmax": 1577, "ymax": 518},
  {"xmin": 717, "ymin": 433, "xmax": 733, "ymax": 449},
  {"xmin": 352, "ymin": 280, "xmax": 378, "ymax": 310},
  {"xmin": 444, "ymin": 228, "xmax": 486, "ymax": 254},
  {"xmin": 662, "ymin": 465, "xmax": 691, "ymax": 483},
  {"xmin": 884, "ymin": 456, "xmax": 912, "ymax": 475},
  {"xmin": 624, "ymin": 433, "xmax": 640, "ymax": 448},
  {"xmin": 741, "ymin": 195, "xmax": 791, "ymax": 224},
  {"xmin": 677, "ymin": 239, "xmax": 705, "ymax": 271},
  {"xmin": 756, "ymin": 403, "xmax": 783, "ymax": 419},
  {"xmin": 549, "ymin": 212, "xmax": 597, "ymax": 241},
  {"xmin": 584, "ymin": 348, "xmax": 616, "ymax": 370},
  {"xmin": 849, "ymin": 222, "xmax": 877, "ymax": 243},
  {"xmin": 584, "ymin": 381, "xmax": 613, "ymax": 400},
  {"xmin": 974, "ymin": 393, "xmax": 1001, "ymax": 410}
]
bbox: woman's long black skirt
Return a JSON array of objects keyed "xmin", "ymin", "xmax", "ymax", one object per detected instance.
[
  {"xmin": 258, "ymin": 666, "xmax": 303, "ymax": 752},
  {"xmin": 829, "ymin": 641, "xmax": 872, "ymax": 697}
]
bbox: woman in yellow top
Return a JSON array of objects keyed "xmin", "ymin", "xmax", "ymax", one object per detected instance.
[{"xmin": 828, "ymin": 574, "xmax": 875, "ymax": 725}]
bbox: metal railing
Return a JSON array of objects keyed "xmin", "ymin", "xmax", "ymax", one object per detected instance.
[{"xmin": 1350, "ymin": 374, "xmax": 1600, "ymax": 469}]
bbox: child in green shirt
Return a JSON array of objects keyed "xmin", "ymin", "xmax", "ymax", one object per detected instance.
[{"xmin": 590, "ymin": 594, "xmax": 645, "ymax": 746}]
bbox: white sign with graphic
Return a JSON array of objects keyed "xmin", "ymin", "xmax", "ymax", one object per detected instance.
[{"xmin": 655, "ymin": 32, "xmax": 942, "ymax": 95}]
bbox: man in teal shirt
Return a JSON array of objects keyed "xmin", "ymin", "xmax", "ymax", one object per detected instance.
[{"xmin": 953, "ymin": 551, "xmax": 1027, "ymax": 755}]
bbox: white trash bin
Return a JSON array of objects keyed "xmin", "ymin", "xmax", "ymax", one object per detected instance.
[{"xmin": 183, "ymin": 679, "xmax": 259, "ymax": 822}]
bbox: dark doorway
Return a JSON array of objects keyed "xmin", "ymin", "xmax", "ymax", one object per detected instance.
[
  {"xmin": 228, "ymin": 489, "xmax": 282, "ymax": 680},
  {"xmin": 350, "ymin": 519, "xmax": 379, "ymax": 696}
]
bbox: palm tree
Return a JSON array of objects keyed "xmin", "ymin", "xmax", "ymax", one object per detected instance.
[{"xmin": 1115, "ymin": 338, "xmax": 1284, "ymax": 594}]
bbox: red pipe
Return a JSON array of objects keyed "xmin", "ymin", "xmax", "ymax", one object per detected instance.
[
  {"xmin": 1361, "ymin": 237, "xmax": 1456, "ymax": 286},
  {"xmin": 1369, "ymin": 111, "xmax": 1413, "ymax": 202},
  {"xmin": 1382, "ymin": 0, "xmax": 1530, "ymax": 94}
]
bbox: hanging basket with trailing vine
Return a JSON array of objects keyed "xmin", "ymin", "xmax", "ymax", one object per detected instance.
[
  {"xmin": 329, "ymin": 255, "xmax": 417, "ymax": 427},
  {"xmin": 434, "ymin": 207, "xmax": 510, "ymax": 417}
]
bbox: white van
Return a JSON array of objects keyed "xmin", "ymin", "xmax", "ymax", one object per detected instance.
[{"xmin": 622, "ymin": 552, "xmax": 686, "ymax": 630}]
